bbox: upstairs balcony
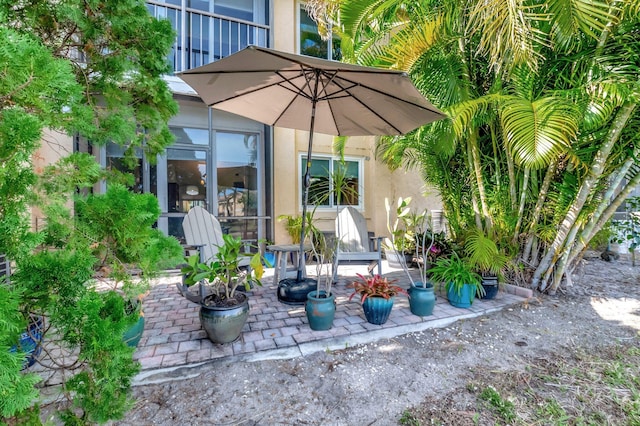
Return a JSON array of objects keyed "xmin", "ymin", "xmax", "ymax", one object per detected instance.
[{"xmin": 147, "ymin": 1, "xmax": 270, "ymax": 73}]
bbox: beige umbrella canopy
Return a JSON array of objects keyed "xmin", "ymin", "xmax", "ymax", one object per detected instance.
[{"xmin": 178, "ymin": 45, "xmax": 446, "ymax": 295}]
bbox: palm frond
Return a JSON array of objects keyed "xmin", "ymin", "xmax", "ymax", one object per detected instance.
[
  {"xmin": 546, "ymin": 0, "xmax": 619, "ymax": 50},
  {"xmin": 467, "ymin": 0, "xmax": 548, "ymax": 74},
  {"xmin": 500, "ymin": 96, "xmax": 580, "ymax": 168},
  {"xmin": 447, "ymin": 95, "xmax": 500, "ymax": 139},
  {"xmin": 378, "ymin": 14, "xmax": 442, "ymax": 72}
]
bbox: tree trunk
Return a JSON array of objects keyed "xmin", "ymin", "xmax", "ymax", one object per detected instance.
[
  {"xmin": 532, "ymin": 101, "xmax": 637, "ymax": 291},
  {"xmin": 566, "ymin": 157, "xmax": 636, "ymax": 262},
  {"xmin": 523, "ymin": 160, "xmax": 557, "ymax": 262},
  {"xmin": 513, "ymin": 167, "xmax": 530, "ymax": 241}
]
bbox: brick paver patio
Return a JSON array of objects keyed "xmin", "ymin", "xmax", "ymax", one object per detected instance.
[{"xmin": 134, "ymin": 262, "xmax": 531, "ymax": 374}]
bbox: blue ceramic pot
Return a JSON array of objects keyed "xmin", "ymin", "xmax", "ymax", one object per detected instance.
[
  {"xmin": 10, "ymin": 316, "xmax": 43, "ymax": 370},
  {"xmin": 446, "ymin": 282, "xmax": 476, "ymax": 308},
  {"xmin": 305, "ymin": 290, "xmax": 336, "ymax": 331},
  {"xmin": 408, "ymin": 282, "xmax": 436, "ymax": 316},
  {"xmin": 362, "ymin": 296, "xmax": 394, "ymax": 325}
]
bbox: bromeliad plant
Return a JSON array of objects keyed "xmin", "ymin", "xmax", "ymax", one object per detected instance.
[
  {"xmin": 348, "ymin": 273, "xmax": 407, "ymax": 303},
  {"xmin": 182, "ymin": 234, "xmax": 265, "ymax": 306}
]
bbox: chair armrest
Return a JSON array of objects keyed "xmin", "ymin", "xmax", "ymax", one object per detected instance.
[{"xmin": 369, "ymin": 235, "xmax": 383, "ymax": 252}]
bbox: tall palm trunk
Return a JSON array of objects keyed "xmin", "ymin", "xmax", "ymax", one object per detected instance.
[
  {"xmin": 513, "ymin": 167, "xmax": 530, "ymax": 240},
  {"xmin": 522, "ymin": 160, "xmax": 557, "ymax": 262},
  {"xmin": 533, "ymin": 101, "xmax": 637, "ymax": 291},
  {"xmin": 568, "ymin": 164, "xmax": 640, "ymax": 263}
]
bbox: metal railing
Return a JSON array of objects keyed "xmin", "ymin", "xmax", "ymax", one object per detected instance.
[{"xmin": 146, "ymin": 2, "xmax": 270, "ymax": 73}]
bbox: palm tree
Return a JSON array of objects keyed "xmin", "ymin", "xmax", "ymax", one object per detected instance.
[{"xmin": 309, "ymin": 0, "xmax": 640, "ymax": 293}]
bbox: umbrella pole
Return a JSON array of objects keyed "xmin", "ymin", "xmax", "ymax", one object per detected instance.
[
  {"xmin": 297, "ymin": 71, "xmax": 321, "ymax": 282},
  {"xmin": 297, "ymin": 105, "xmax": 316, "ymax": 282}
]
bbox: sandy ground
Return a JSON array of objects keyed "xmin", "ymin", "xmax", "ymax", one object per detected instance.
[{"xmin": 112, "ymin": 251, "xmax": 640, "ymax": 425}]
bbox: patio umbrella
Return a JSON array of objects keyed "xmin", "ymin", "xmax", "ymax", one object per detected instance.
[{"xmin": 178, "ymin": 45, "xmax": 446, "ymax": 301}]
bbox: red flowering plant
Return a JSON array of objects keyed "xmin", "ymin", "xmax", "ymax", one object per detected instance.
[{"xmin": 348, "ymin": 273, "xmax": 408, "ymax": 303}]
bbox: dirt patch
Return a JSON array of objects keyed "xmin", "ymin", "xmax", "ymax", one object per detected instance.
[{"xmin": 111, "ymin": 251, "xmax": 639, "ymax": 425}]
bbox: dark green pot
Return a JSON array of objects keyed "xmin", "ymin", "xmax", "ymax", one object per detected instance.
[
  {"xmin": 305, "ymin": 290, "xmax": 336, "ymax": 331},
  {"xmin": 123, "ymin": 315, "xmax": 145, "ymax": 347},
  {"xmin": 408, "ymin": 282, "xmax": 436, "ymax": 316},
  {"xmin": 200, "ymin": 294, "xmax": 249, "ymax": 343},
  {"xmin": 362, "ymin": 296, "xmax": 394, "ymax": 325}
]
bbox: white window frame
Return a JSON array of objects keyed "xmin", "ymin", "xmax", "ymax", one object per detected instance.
[{"xmin": 298, "ymin": 154, "xmax": 364, "ymax": 211}]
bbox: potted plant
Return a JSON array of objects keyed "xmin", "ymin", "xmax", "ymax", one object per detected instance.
[
  {"xmin": 386, "ymin": 198, "xmax": 436, "ymax": 316},
  {"xmin": 428, "ymin": 252, "xmax": 483, "ymax": 308},
  {"xmin": 383, "ymin": 197, "xmax": 419, "ymax": 268},
  {"xmin": 182, "ymin": 234, "xmax": 265, "ymax": 343},
  {"xmin": 349, "ymin": 274, "xmax": 407, "ymax": 325},
  {"xmin": 464, "ymin": 228, "xmax": 508, "ymax": 300},
  {"xmin": 305, "ymin": 236, "xmax": 336, "ymax": 331}
]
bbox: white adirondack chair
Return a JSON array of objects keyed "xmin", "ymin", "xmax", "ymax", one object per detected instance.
[
  {"xmin": 332, "ymin": 207, "xmax": 382, "ymax": 282},
  {"xmin": 182, "ymin": 206, "xmax": 225, "ymax": 263},
  {"xmin": 179, "ymin": 206, "xmax": 251, "ymax": 302}
]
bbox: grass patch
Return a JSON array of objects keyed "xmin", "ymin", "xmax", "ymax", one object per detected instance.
[{"xmin": 400, "ymin": 342, "xmax": 640, "ymax": 425}]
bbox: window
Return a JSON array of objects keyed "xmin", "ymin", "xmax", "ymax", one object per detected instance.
[
  {"xmin": 299, "ymin": 4, "xmax": 341, "ymax": 60},
  {"xmin": 302, "ymin": 155, "xmax": 362, "ymax": 208}
]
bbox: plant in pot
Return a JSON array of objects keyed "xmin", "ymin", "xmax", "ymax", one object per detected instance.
[
  {"xmin": 428, "ymin": 252, "xmax": 483, "ymax": 308},
  {"xmin": 387, "ymin": 206, "xmax": 439, "ymax": 317},
  {"xmin": 463, "ymin": 228, "xmax": 508, "ymax": 300},
  {"xmin": 349, "ymin": 274, "xmax": 407, "ymax": 325},
  {"xmin": 182, "ymin": 234, "xmax": 265, "ymax": 344},
  {"xmin": 382, "ymin": 197, "xmax": 420, "ymax": 268},
  {"xmin": 305, "ymin": 235, "xmax": 337, "ymax": 331}
]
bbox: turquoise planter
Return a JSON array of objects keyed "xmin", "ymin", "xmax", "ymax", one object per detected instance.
[
  {"xmin": 408, "ymin": 282, "xmax": 436, "ymax": 316},
  {"xmin": 123, "ymin": 315, "xmax": 145, "ymax": 347},
  {"xmin": 446, "ymin": 282, "xmax": 476, "ymax": 308},
  {"xmin": 305, "ymin": 290, "xmax": 336, "ymax": 330},
  {"xmin": 362, "ymin": 296, "xmax": 394, "ymax": 325},
  {"xmin": 10, "ymin": 316, "xmax": 44, "ymax": 369}
]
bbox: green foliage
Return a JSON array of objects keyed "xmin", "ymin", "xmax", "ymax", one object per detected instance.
[
  {"xmin": 428, "ymin": 252, "xmax": 483, "ymax": 298},
  {"xmin": 1, "ymin": 0, "xmax": 178, "ymax": 157},
  {"xmin": 60, "ymin": 291, "xmax": 139, "ymax": 424},
  {"xmin": 479, "ymin": 386, "xmax": 516, "ymax": 423},
  {"xmin": 182, "ymin": 234, "xmax": 265, "ymax": 302},
  {"xmin": 277, "ymin": 212, "xmax": 324, "ymax": 247},
  {"xmin": 383, "ymin": 197, "xmax": 426, "ymax": 254},
  {"xmin": 463, "ymin": 228, "xmax": 508, "ymax": 276},
  {"xmin": 332, "ymin": 0, "xmax": 640, "ymax": 290},
  {"xmin": 398, "ymin": 410, "xmax": 421, "ymax": 426},
  {"xmin": 0, "ymin": 1, "xmax": 179, "ymax": 422},
  {"xmin": 0, "ymin": 286, "xmax": 40, "ymax": 418}
]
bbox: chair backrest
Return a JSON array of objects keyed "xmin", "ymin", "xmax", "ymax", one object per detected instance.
[
  {"xmin": 182, "ymin": 206, "xmax": 225, "ymax": 262},
  {"xmin": 336, "ymin": 207, "xmax": 370, "ymax": 253}
]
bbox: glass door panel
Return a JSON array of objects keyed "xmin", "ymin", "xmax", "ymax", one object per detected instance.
[
  {"xmin": 216, "ymin": 132, "xmax": 260, "ymax": 240},
  {"xmin": 165, "ymin": 148, "xmax": 209, "ymax": 241}
]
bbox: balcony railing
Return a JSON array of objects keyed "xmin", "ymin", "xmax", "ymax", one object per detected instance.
[{"xmin": 147, "ymin": 2, "xmax": 270, "ymax": 73}]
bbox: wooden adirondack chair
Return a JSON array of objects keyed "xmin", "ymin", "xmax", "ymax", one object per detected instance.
[
  {"xmin": 182, "ymin": 206, "xmax": 252, "ymax": 266},
  {"xmin": 332, "ymin": 207, "xmax": 382, "ymax": 282},
  {"xmin": 179, "ymin": 206, "xmax": 251, "ymax": 302},
  {"xmin": 182, "ymin": 206, "xmax": 225, "ymax": 263}
]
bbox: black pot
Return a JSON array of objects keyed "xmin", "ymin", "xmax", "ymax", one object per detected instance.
[{"xmin": 480, "ymin": 275, "xmax": 499, "ymax": 299}]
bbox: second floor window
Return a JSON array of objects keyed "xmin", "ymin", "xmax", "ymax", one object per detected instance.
[
  {"xmin": 299, "ymin": 4, "xmax": 340, "ymax": 60},
  {"xmin": 302, "ymin": 156, "xmax": 361, "ymax": 208}
]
